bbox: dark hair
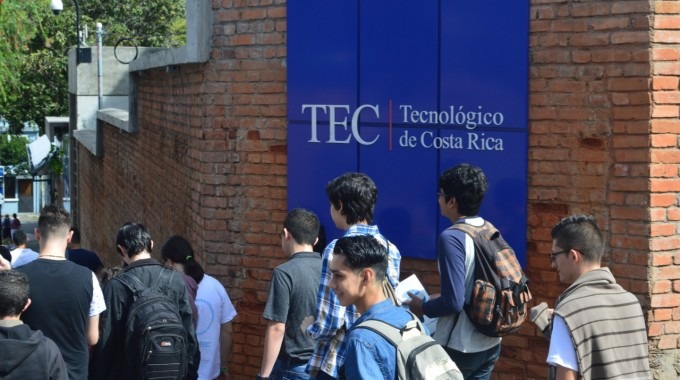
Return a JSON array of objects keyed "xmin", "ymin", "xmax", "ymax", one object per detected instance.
[
  {"xmin": 70, "ymin": 227, "xmax": 82, "ymax": 244},
  {"xmin": 326, "ymin": 173, "xmax": 378, "ymax": 225},
  {"xmin": 38, "ymin": 205, "xmax": 72, "ymax": 241},
  {"xmin": 333, "ymin": 235, "xmax": 387, "ymax": 282},
  {"xmin": 439, "ymin": 164, "xmax": 488, "ymax": 216},
  {"xmin": 313, "ymin": 224, "xmax": 327, "ymax": 254},
  {"xmin": 0, "ymin": 246, "xmax": 11, "ymax": 262},
  {"xmin": 12, "ymin": 230, "xmax": 27, "ymax": 246},
  {"xmin": 551, "ymin": 215, "xmax": 604, "ymax": 263},
  {"xmin": 160, "ymin": 235, "xmax": 205, "ymax": 284},
  {"xmin": 0, "ymin": 270, "xmax": 29, "ymax": 317},
  {"xmin": 116, "ymin": 223, "xmax": 152, "ymax": 258},
  {"xmin": 97, "ymin": 266, "xmax": 124, "ymax": 286},
  {"xmin": 285, "ymin": 208, "xmax": 320, "ymax": 246}
]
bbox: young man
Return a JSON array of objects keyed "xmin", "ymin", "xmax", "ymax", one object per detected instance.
[
  {"xmin": 329, "ymin": 235, "xmax": 412, "ymax": 379},
  {"xmin": 66, "ymin": 227, "xmax": 103, "ymax": 273},
  {"xmin": 91, "ymin": 223, "xmax": 200, "ymax": 380},
  {"xmin": 542, "ymin": 215, "xmax": 650, "ymax": 379},
  {"xmin": 406, "ymin": 164, "xmax": 501, "ymax": 379},
  {"xmin": 305, "ymin": 173, "xmax": 401, "ymax": 379},
  {"xmin": 10, "ymin": 230, "xmax": 39, "ymax": 268},
  {"xmin": 258, "ymin": 208, "xmax": 322, "ymax": 380},
  {"xmin": 0, "ymin": 270, "xmax": 68, "ymax": 379},
  {"xmin": 16, "ymin": 205, "xmax": 105, "ymax": 380}
]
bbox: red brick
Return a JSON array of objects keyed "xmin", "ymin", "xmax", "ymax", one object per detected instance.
[
  {"xmin": 651, "ymin": 105, "xmax": 679, "ymax": 118},
  {"xmin": 652, "ymin": 279, "xmax": 672, "ymax": 293},
  {"xmin": 654, "ymin": 30, "xmax": 680, "ymax": 43},
  {"xmin": 650, "ymin": 193, "xmax": 678, "ymax": 207},
  {"xmin": 652, "ymin": 76, "xmax": 680, "ymax": 90},
  {"xmin": 649, "ymin": 322, "xmax": 663, "ymax": 336},
  {"xmin": 658, "ymin": 335, "xmax": 679, "ymax": 349},
  {"xmin": 651, "ymin": 134, "xmax": 679, "ymax": 148},
  {"xmin": 657, "ymin": 1, "xmax": 680, "ymax": 14},
  {"xmin": 655, "ymin": 15, "xmax": 680, "ymax": 29},
  {"xmin": 653, "ymin": 49, "xmax": 680, "ymax": 62}
]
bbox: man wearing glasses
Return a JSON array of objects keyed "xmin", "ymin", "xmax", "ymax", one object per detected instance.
[
  {"xmin": 536, "ymin": 215, "xmax": 650, "ymax": 379},
  {"xmin": 406, "ymin": 164, "xmax": 502, "ymax": 379}
]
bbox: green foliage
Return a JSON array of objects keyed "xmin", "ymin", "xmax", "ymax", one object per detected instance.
[
  {"xmin": 0, "ymin": 134, "xmax": 28, "ymax": 167},
  {"xmin": 49, "ymin": 145, "xmax": 64, "ymax": 175},
  {"xmin": 0, "ymin": 0, "xmax": 186, "ymax": 134},
  {"xmin": 82, "ymin": 0, "xmax": 185, "ymax": 48}
]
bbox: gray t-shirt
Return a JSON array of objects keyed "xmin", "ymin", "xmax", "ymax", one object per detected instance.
[{"xmin": 263, "ymin": 251, "xmax": 322, "ymax": 362}]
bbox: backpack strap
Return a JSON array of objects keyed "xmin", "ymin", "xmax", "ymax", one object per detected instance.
[
  {"xmin": 115, "ymin": 268, "xmax": 175, "ymax": 299},
  {"xmin": 351, "ymin": 311, "xmax": 424, "ymax": 348}
]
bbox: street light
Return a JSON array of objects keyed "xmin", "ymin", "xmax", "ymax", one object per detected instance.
[{"xmin": 49, "ymin": 0, "xmax": 92, "ymax": 65}]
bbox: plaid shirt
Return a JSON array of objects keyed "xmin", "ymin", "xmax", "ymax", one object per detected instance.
[{"xmin": 305, "ymin": 224, "xmax": 401, "ymax": 378}]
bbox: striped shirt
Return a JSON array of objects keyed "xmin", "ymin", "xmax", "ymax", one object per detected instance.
[
  {"xmin": 552, "ymin": 268, "xmax": 650, "ymax": 379},
  {"xmin": 305, "ymin": 224, "xmax": 401, "ymax": 378}
]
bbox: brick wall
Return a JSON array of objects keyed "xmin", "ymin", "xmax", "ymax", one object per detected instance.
[
  {"xmin": 649, "ymin": 1, "xmax": 680, "ymax": 376},
  {"xmin": 71, "ymin": 0, "xmax": 680, "ymax": 378}
]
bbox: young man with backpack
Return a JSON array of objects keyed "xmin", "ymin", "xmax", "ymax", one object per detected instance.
[
  {"xmin": 407, "ymin": 164, "xmax": 512, "ymax": 379},
  {"xmin": 304, "ymin": 173, "xmax": 401, "ymax": 379},
  {"xmin": 91, "ymin": 223, "xmax": 199, "ymax": 380},
  {"xmin": 331, "ymin": 235, "xmax": 462, "ymax": 380}
]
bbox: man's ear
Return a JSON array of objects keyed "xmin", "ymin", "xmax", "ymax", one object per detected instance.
[
  {"xmin": 362, "ymin": 267, "xmax": 375, "ymax": 286},
  {"xmin": 34, "ymin": 228, "xmax": 40, "ymax": 241},
  {"xmin": 22, "ymin": 298, "xmax": 31, "ymax": 313},
  {"xmin": 66, "ymin": 229, "xmax": 74, "ymax": 243}
]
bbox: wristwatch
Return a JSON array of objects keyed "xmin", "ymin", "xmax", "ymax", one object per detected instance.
[{"xmin": 256, "ymin": 374, "xmax": 269, "ymax": 380}]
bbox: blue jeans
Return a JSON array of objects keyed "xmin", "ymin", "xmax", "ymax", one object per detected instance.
[
  {"xmin": 271, "ymin": 358, "xmax": 310, "ymax": 380},
  {"xmin": 445, "ymin": 344, "xmax": 501, "ymax": 380}
]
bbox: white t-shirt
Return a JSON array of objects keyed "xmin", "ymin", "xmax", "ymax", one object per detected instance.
[
  {"xmin": 196, "ymin": 274, "xmax": 237, "ymax": 380},
  {"xmin": 11, "ymin": 248, "xmax": 39, "ymax": 268},
  {"xmin": 547, "ymin": 315, "xmax": 579, "ymax": 372},
  {"xmin": 89, "ymin": 272, "xmax": 106, "ymax": 317}
]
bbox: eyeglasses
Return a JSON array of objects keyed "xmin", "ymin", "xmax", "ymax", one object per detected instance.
[
  {"xmin": 550, "ymin": 249, "xmax": 570, "ymax": 261},
  {"xmin": 437, "ymin": 192, "xmax": 445, "ymax": 198},
  {"xmin": 279, "ymin": 230, "xmax": 285, "ymax": 239}
]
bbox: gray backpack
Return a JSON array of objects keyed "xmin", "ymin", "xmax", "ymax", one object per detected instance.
[{"xmin": 353, "ymin": 313, "xmax": 463, "ymax": 380}]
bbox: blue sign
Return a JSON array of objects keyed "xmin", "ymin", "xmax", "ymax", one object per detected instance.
[{"xmin": 288, "ymin": 1, "xmax": 529, "ymax": 263}]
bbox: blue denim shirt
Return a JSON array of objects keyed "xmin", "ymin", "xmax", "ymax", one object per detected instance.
[{"xmin": 343, "ymin": 299, "xmax": 413, "ymax": 379}]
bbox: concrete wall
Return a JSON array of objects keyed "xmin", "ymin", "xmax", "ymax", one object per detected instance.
[{"xmin": 72, "ymin": 0, "xmax": 680, "ymax": 378}]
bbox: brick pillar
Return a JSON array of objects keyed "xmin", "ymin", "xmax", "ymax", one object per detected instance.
[{"xmin": 648, "ymin": 1, "xmax": 680, "ymax": 376}]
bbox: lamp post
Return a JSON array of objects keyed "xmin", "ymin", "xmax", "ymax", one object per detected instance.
[{"xmin": 49, "ymin": 0, "xmax": 91, "ymax": 65}]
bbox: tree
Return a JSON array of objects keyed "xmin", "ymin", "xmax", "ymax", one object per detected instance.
[
  {"xmin": 0, "ymin": 134, "xmax": 29, "ymax": 172},
  {"xmin": 0, "ymin": 0, "xmax": 186, "ymax": 134}
]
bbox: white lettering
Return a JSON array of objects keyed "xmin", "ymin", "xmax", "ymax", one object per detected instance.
[
  {"xmin": 467, "ymin": 133, "xmax": 504, "ymax": 151},
  {"xmin": 399, "ymin": 130, "xmax": 417, "ymax": 147},
  {"xmin": 350, "ymin": 104, "xmax": 380, "ymax": 145}
]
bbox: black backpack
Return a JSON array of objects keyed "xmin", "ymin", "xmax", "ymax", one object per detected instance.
[
  {"xmin": 451, "ymin": 221, "xmax": 532, "ymax": 337},
  {"xmin": 115, "ymin": 269, "xmax": 189, "ymax": 380}
]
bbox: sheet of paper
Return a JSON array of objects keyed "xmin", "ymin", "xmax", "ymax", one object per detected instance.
[{"xmin": 396, "ymin": 274, "xmax": 438, "ymax": 335}]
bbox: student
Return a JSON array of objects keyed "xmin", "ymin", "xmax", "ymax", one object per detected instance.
[
  {"xmin": 66, "ymin": 227, "xmax": 103, "ymax": 273},
  {"xmin": 16, "ymin": 205, "xmax": 105, "ymax": 380},
  {"xmin": 0, "ymin": 270, "xmax": 68, "ymax": 380},
  {"xmin": 258, "ymin": 208, "xmax": 322, "ymax": 380},
  {"xmin": 161, "ymin": 235, "xmax": 237, "ymax": 380},
  {"xmin": 537, "ymin": 215, "xmax": 650, "ymax": 379},
  {"xmin": 329, "ymin": 235, "xmax": 412, "ymax": 379},
  {"xmin": 10, "ymin": 230, "xmax": 39, "ymax": 268},
  {"xmin": 305, "ymin": 173, "xmax": 401, "ymax": 379},
  {"xmin": 91, "ymin": 223, "xmax": 199, "ymax": 380},
  {"xmin": 406, "ymin": 164, "xmax": 502, "ymax": 378}
]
